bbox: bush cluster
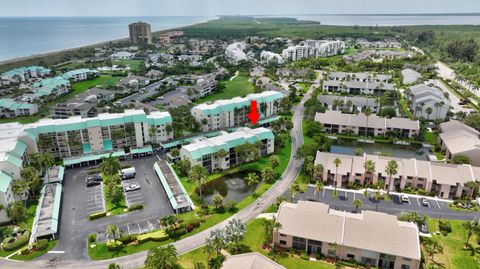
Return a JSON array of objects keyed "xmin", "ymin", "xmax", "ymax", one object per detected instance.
[
  {"xmin": 1, "ymin": 229, "xmax": 30, "ymax": 251},
  {"xmin": 137, "ymin": 230, "xmax": 168, "ymax": 244},
  {"xmin": 88, "ymin": 211, "xmax": 107, "ymax": 220},
  {"xmin": 128, "ymin": 204, "xmax": 144, "ymax": 211},
  {"xmin": 106, "ymin": 240, "xmax": 123, "ymax": 251},
  {"xmin": 35, "ymin": 239, "xmax": 49, "ymax": 251}
]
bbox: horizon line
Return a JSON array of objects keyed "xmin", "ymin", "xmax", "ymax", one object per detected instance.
[{"xmin": 1, "ymin": 12, "xmax": 480, "ymax": 18}]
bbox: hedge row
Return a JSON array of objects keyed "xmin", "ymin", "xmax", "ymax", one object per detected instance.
[
  {"xmin": 137, "ymin": 230, "xmax": 168, "ymax": 244},
  {"xmin": 128, "ymin": 204, "xmax": 144, "ymax": 211},
  {"xmin": 1, "ymin": 229, "xmax": 30, "ymax": 251},
  {"xmin": 88, "ymin": 211, "xmax": 107, "ymax": 220}
]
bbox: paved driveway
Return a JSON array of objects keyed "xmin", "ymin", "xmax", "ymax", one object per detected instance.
[
  {"xmin": 85, "ymin": 184, "xmax": 105, "ymax": 215},
  {"xmin": 294, "ymin": 187, "xmax": 477, "ymax": 221}
]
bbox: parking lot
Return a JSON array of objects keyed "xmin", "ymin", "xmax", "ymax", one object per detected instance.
[
  {"xmin": 96, "ymin": 216, "xmax": 162, "ymax": 242},
  {"xmin": 292, "ymin": 186, "xmax": 474, "ymax": 220},
  {"xmin": 122, "ymin": 179, "xmax": 145, "ymax": 206},
  {"xmin": 85, "ymin": 184, "xmax": 105, "ymax": 215}
]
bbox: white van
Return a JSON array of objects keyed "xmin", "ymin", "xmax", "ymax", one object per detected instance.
[{"xmin": 120, "ymin": 167, "xmax": 136, "ymax": 180}]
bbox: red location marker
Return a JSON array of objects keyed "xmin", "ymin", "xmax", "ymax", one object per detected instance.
[{"xmin": 247, "ymin": 100, "xmax": 260, "ymax": 125}]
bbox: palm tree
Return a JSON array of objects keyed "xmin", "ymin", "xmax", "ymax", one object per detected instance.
[
  {"xmin": 21, "ymin": 166, "xmax": 42, "ymax": 196},
  {"xmin": 99, "ymin": 153, "xmax": 121, "ymax": 182},
  {"xmin": 423, "ymin": 238, "xmax": 443, "ymax": 262},
  {"xmin": 333, "ymin": 158, "xmax": 342, "ymax": 194},
  {"xmin": 363, "ymin": 107, "xmax": 372, "ymax": 139},
  {"xmin": 7, "ymin": 201, "xmax": 26, "ymax": 224},
  {"xmin": 159, "ymin": 215, "xmax": 178, "ymax": 230},
  {"xmin": 261, "ymin": 167, "xmax": 276, "ymax": 184},
  {"xmin": 106, "ymin": 224, "xmax": 121, "ymax": 242},
  {"xmin": 39, "ymin": 152, "xmax": 55, "ymax": 174},
  {"xmin": 314, "ymin": 181, "xmax": 324, "ymax": 201},
  {"xmin": 462, "ymin": 220, "xmax": 480, "ymax": 246},
  {"xmin": 313, "ymin": 164, "xmax": 324, "ymax": 181},
  {"xmin": 212, "ymin": 194, "xmax": 223, "ymax": 209},
  {"xmin": 426, "ymin": 107, "xmax": 433, "ymax": 121},
  {"xmin": 363, "ymin": 160, "xmax": 375, "ymax": 186},
  {"xmin": 216, "ymin": 149, "xmax": 227, "ymax": 160},
  {"xmin": 12, "ymin": 179, "xmax": 30, "ymax": 206},
  {"xmin": 385, "ymin": 160, "xmax": 398, "ymax": 194},
  {"xmin": 189, "ymin": 165, "xmax": 209, "ymax": 201},
  {"xmin": 144, "ymin": 245, "xmax": 178, "ymax": 269},
  {"xmin": 269, "ymin": 155, "xmax": 280, "ymax": 169},
  {"xmin": 289, "ymin": 184, "xmax": 298, "ymax": 202},
  {"xmin": 206, "ymin": 229, "xmax": 226, "ymax": 256},
  {"xmin": 465, "ymin": 181, "xmax": 479, "ymax": 198},
  {"xmin": 244, "ymin": 172, "xmax": 260, "ymax": 194},
  {"xmin": 353, "ymin": 199, "xmax": 363, "ymax": 213},
  {"xmin": 373, "ymin": 191, "xmax": 382, "ymax": 211}
]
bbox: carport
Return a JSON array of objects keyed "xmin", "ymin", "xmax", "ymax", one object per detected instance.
[
  {"xmin": 130, "ymin": 145, "xmax": 153, "ymax": 158},
  {"xmin": 63, "ymin": 150, "xmax": 126, "ymax": 168}
]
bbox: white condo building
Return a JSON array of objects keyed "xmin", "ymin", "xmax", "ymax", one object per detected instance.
[
  {"xmin": 180, "ymin": 127, "xmax": 275, "ymax": 172},
  {"xmin": 191, "ymin": 91, "xmax": 284, "ymax": 132},
  {"xmin": 282, "ymin": 40, "xmax": 345, "ymax": 61},
  {"xmin": 225, "ymin": 42, "xmax": 248, "ymax": 64},
  {"xmin": 260, "ymin": 51, "xmax": 284, "ymax": 64}
]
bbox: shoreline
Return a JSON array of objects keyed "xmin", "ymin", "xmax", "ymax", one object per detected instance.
[{"xmin": 0, "ymin": 16, "xmax": 217, "ymax": 66}]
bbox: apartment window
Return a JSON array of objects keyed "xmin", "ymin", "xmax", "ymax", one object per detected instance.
[
  {"xmin": 279, "ymin": 240, "xmax": 286, "ymax": 245},
  {"xmin": 347, "ymin": 254, "xmax": 355, "ymax": 259},
  {"xmin": 279, "ymin": 233, "xmax": 286, "ymax": 237},
  {"xmin": 401, "ymin": 265, "xmax": 410, "ymax": 269},
  {"xmin": 292, "ymin": 236, "xmax": 306, "ymax": 251}
]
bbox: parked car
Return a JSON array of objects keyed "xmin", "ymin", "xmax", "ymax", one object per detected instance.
[
  {"xmin": 421, "ymin": 198, "xmax": 430, "ymax": 207},
  {"xmin": 86, "ymin": 175, "xmax": 102, "ymax": 187},
  {"xmin": 401, "ymin": 194, "xmax": 409, "ymax": 203},
  {"xmin": 124, "ymin": 184, "xmax": 141, "ymax": 192}
]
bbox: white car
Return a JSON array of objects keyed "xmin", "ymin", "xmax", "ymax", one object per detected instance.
[
  {"xmin": 401, "ymin": 194, "xmax": 409, "ymax": 203},
  {"xmin": 124, "ymin": 184, "xmax": 140, "ymax": 192}
]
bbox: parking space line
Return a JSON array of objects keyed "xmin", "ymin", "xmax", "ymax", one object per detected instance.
[
  {"xmin": 435, "ymin": 200, "xmax": 441, "ymax": 209},
  {"xmin": 322, "ymin": 189, "xmax": 325, "ymax": 197},
  {"xmin": 353, "ymin": 193, "xmax": 356, "ymax": 201},
  {"xmin": 416, "ymin": 198, "xmax": 421, "ymax": 206}
]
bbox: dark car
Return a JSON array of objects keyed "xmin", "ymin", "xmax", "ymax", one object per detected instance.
[{"xmin": 86, "ymin": 175, "xmax": 102, "ymax": 187}]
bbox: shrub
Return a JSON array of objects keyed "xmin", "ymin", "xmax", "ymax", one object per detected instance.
[
  {"xmin": 128, "ymin": 204, "xmax": 144, "ymax": 211},
  {"xmin": 1, "ymin": 229, "xmax": 30, "ymax": 251},
  {"xmin": 186, "ymin": 219, "xmax": 201, "ymax": 228},
  {"xmin": 439, "ymin": 220, "xmax": 452, "ymax": 235},
  {"xmin": 88, "ymin": 211, "xmax": 107, "ymax": 220},
  {"xmin": 118, "ymin": 234, "xmax": 136, "ymax": 244},
  {"xmin": 20, "ymin": 248, "xmax": 30, "ymax": 255},
  {"xmin": 300, "ymin": 251, "xmax": 309, "ymax": 260},
  {"xmin": 88, "ymin": 233, "xmax": 97, "ymax": 244},
  {"xmin": 185, "ymin": 224, "xmax": 195, "ymax": 233},
  {"xmin": 167, "ymin": 228, "xmax": 187, "ymax": 239},
  {"xmin": 106, "ymin": 240, "xmax": 123, "ymax": 251},
  {"xmin": 137, "ymin": 230, "xmax": 168, "ymax": 244},
  {"xmin": 35, "ymin": 239, "xmax": 49, "ymax": 251}
]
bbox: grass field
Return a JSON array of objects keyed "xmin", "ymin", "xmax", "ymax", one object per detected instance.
[
  {"xmin": 112, "ymin": 60, "xmax": 144, "ymax": 72},
  {"xmin": 426, "ymin": 219, "xmax": 480, "ymax": 269},
  {"xmin": 196, "ymin": 74, "xmax": 254, "ymax": 104}
]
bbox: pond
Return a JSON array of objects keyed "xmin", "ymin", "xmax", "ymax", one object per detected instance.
[
  {"xmin": 201, "ymin": 171, "xmax": 257, "ymax": 205},
  {"xmin": 330, "ymin": 139, "xmax": 429, "ymax": 160}
]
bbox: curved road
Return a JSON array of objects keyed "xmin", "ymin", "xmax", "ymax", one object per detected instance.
[{"xmin": 0, "ymin": 88, "xmax": 312, "ymax": 269}]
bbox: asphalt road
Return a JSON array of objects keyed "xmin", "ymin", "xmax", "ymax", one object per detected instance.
[
  {"xmin": 0, "ymin": 82, "xmax": 312, "ymax": 269},
  {"xmin": 294, "ymin": 187, "xmax": 478, "ymax": 221}
]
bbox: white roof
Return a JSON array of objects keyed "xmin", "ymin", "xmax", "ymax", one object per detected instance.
[{"xmin": 0, "ymin": 122, "xmax": 25, "ymax": 162}]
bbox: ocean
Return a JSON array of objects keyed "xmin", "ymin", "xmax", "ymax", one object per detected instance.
[
  {"xmin": 0, "ymin": 16, "xmax": 214, "ymax": 62},
  {"xmin": 0, "ymin": 14, "xmax": 479, "ymax": 62}
]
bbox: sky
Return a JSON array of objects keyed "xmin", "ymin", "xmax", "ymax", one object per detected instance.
[{"xmin": 1, "ymin": 0, "xmax": 479, "ymax": 17}]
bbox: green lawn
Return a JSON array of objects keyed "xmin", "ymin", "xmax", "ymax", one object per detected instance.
[
  {"xmin": 196, "ymin": 74, "xmax": 254, "ymax": 103},
  {"xmin": 112, "ymin": 60, "xmax": 144, "ymax": 72},
  {"xmin": 10, "ymin": 240, "xmax": 58, "ymax": 261},
  {"xmin": 179, "ymin": 218, "xmax": 335, "ymax": 269},
  {"xmin": 426, "ymin": 219, "xmax": 480, "ymax": 269}
]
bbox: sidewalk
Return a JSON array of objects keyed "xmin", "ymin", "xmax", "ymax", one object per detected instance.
[{"xmin": 314, "ymin": 185, "xmax": 454, "ymax": 203}]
